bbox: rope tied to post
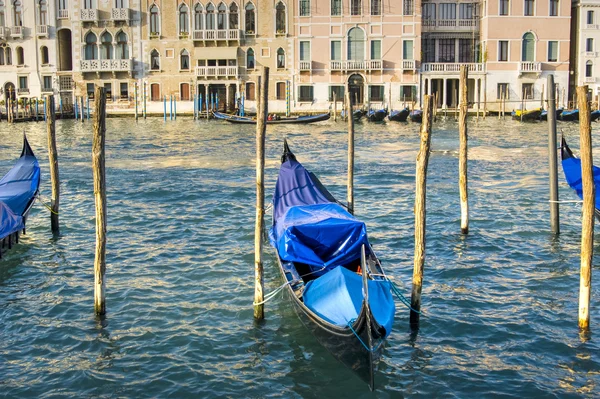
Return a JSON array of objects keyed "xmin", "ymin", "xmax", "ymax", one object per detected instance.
[{"xmin": 37, "ymin": 193, "xmax": 59, "ymax": 215}]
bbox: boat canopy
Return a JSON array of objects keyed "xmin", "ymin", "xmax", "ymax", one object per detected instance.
[
  {"xmin": 270, "ymin": 158, "xmax": 368, "ymax": 274},
  {"xmin": 0, "ymin": 151, "xmax": 40, "ymax": 216},
  {"xmin": 0, "ymin": 201, "xmax": 23, "ymax": 240}
]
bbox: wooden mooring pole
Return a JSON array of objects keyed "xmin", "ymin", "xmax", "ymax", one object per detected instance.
[
  {"xmin": 254, "ymin": 66, "xmax": 269, "ymax": 320},
  {"xmin": 46, "ymin": 95, "xmax": 59, "ymax": 234},
  {"xmin": 459, "ymin": 66, "xmax": 469, "ymax": 234},
  {"xmin": 346, "ymin": 91, "xmax": 355, "ymax": 215},
  {"xmin": 577, "ymin": 85, "xmax": 593, "ymax": 330},
  {"xmin": 547, "ymin": 75, "xmax": 559, "ymax": 234},
  {"xmin": 93, "ymin": 86, "xmax": 107, "ymax": 316},
  {"xmin": 410, "ymin": 94, "xmax": 433, "ymax": 328},
  {"xmin": 333, "ymin": 91, "xmax": 337, "ymax": 122}
]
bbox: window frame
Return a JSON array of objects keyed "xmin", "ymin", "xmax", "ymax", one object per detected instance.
[
  {"xmin": 498, "ymin": 40, "xmax": 508, "ymax": 61},
  {"xmin": 298, "ymin": 85, "xmax": 314, "ymax": 102}
]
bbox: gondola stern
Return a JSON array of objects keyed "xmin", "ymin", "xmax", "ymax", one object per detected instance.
[
  {"xmin": 282, "ymin": 139, "xmax": 297, "ymax": 163},
  {"xmin": 561, "ymin": 136, "xmax": 575, "ymax": 160},
  {"xmin": 21, "ymin": 132, "xmax": 35, "ymax": 158}
]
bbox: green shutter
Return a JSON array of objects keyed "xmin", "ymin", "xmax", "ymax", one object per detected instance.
[
  {"xmin": 371, "ymin": 40, "xmax": 381, "ymax": 60},
  {"xmin": 522, "ymin": 33, "xmax": 534, "ymax": 62},
  {"xmin": 403, "ymin": 40, "xmax": 413, "ymax": 60}
]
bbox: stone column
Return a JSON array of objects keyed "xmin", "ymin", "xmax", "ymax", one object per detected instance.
[
  {"xmin": 226, "ymin": 83, "xmax": 231, "ymax": 112},
  {"xmin": 443, "ymin": 78, "xmax": 448, "ymax": 109}
]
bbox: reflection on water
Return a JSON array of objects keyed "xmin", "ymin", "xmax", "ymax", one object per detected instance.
[{"xmin": 0, "ymin": 116, "xmax": 599, "ymax": 397}]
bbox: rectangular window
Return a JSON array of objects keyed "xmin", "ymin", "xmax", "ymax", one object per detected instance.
[
  {"xmin": 587, "ymin": 38, "xmax": 594, "ymax": 52},
  {"xmin": 586, "ymin": 61, "xmax": 593, "ymax": 77},
  {"xmin": 371, "ymin": 0, "xmax": 381, "ymax": 15},
  {"xmin": 497, "ymin": 83, "xmax": 509, "ymax": 100},
  {"xmin": 403, "ymin": 0, "xmax": 413, "ymax": 15},
  {"xmin": 498, "ymin": 40, "xmax": 508, "ymax": 61},
  {"xmin": 439, "ymin": 3, "xmax": 457, "ymax": 19},
  {"xmin": 423, "ymin": 38, "xmax": 435, "ymax": 62},
  {"xmin": 87, "ymin": 82, "xmax": 95, "ymax": 99},
  {"xmin": 549, "ymin": 0, "xmax": 558, "ymax": 16},
  {"xmin": 522, "ymin": 83, "xmax": 533, "ymax": 100},
  {"xmin": 439, "ymin": 39, "xmax": 455, "ymax": 62},
  {"xmin": 105, "ymin": 83, "xmax": 112, "ymax": 101},
  {"xmin": 403, "ymin": 40, "xmax": 413, "ymax": 60},
  {"xmin": 547, "ymin": 41, "xmax": 558, "ymax": 62},
  {"xmin": 400, "ymin": 85, "xmax": 416, "ymax": 101},
  {"xmin": 331, "ymin": 0, "xmax": 342, "ymax": 15},
  {"xmin": 329, "ymin": 85, "xmax": 345, "ymax": 101},
  {"xmin": 300, "ymin": 41, "xmax": 310, "ymax": 61},
  {"xmin": 524, "ymin": 0, "xmax": 534, "ymax": 16},
  {"xmin": 499, "ymin": 0, "xmax": 509, "ymax": 15},
  {"xmin": 299, "ymin": 0, "xmax": 310, "ymax": 16},
  {"xmin": 18, "ymin": 76, "xmax": 27, "ymax": 89},
  {"xmin": 423, "ymin": 3, "xmax": 436, "ymax": 22},
  {"xmin": 298, "ymin": 85, "xmax": 313, "ymax": 102},
  {"xmin": 459, "ymin": 3, "xmax": 474, "ymax": 19},
  {"xmin": 588, "ymin": 10, "xmax": 594, "ymax": 25},
  {"xmin": 369, "ymin": 86, "xmax": 384, "ymax": 102},
  {"xmin": 371, "ymin": 40, "xmax": 381, "ymax": 60},
  {"xmin": 120, "ymin": 82, "xmax": 128, "ymax": 99},
  {"xmin": 331, "ymin": 40, "xmax": 341, "ymax": 60},
  {"xmin": 351, "ymin": 0, "xmax": 362, "ymax": 15},
  {"xmin": 459, "ymin": 39, "xmax": 474, "ymax": 62},
  {"xmin": 43, "ymin": 76, "xmax": 52, "ymax": 91},
  {"xmin": 276, "ymin": 82, "xmax": 286, "ymax": 100}
]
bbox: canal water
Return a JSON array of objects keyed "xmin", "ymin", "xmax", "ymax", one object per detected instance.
[{"xmin": 0, "ymin": 116, "xmax": 598, "ymax": 398}]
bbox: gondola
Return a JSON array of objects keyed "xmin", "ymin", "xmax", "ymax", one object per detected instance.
[
  {"xmin": 212, "ymin": 111, "xmax": 237, "ymax": 120},
  {"xmin": 366, "ymin": 108, "xmax": 388, "ymax": 122},
  {"xmin": 511, "ymin": 108, "xmax": 542, "ymax": 121},
  {"xmin": 342, "ymin": 109, "xmax": 365, "ymax": 121},
  {"xmin": 591, "ymin": 109, "xmax": 600, "ymax": 122},
  {"xmin": 560, "ymin": 137, "xmax": 600, "ymax": 220},
  {"xmin": 539, "ymin": 108, "xmax": 563, "ymax": 121},
  {"xmin": 388, "ymin": 107, "xmax": 410, "ymax": 122},
  {"xmin": 0, "ymin": 134, "xmax": 40, "ymax": 257},
  {"xmin": 269, "ymin": 141, "xmax": 395, "ymax": 390},
  {"xmin": 409, "ymin": 109, "xmax": 423, "ymax": 123},
  {"xmin": 223, "ymin": 112, "xmax": 330, "ymax": 124},
  {"xmin": 560, "ymin": 109, "xmax": 579, "ymax": 121}
]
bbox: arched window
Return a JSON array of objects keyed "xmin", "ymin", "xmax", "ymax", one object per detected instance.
[
  {"xmin": 149, "ymin": 4, "xmax": 160, "ymax": 35},
  {"xmin": 13, "ymin": 0, "xmax": 22, "ymax": 26},
  {"xmin": 521, "ymin": 32, "xmax": 534, "ymax": 61},
  {"xmin": 0, "ymin": 1, "xmax": 5, "ymax": 27},
  {"xmin": 194, "ymin": 3, "xmax": 203, "ymax": 30},
  {"xmin": 4, "ymin": 44, "xmax": 11, "ymax": 65},
  {"xmin": 16, "ymin": 46, "xmax": 23, "ymax": 65},
  {"xmin": 116, "ymin": 31, "xmax": 128, "ymax": 59},
  {"xmin": 247, "ymin": 48, "xmax": 255, "ymax": 69},
  {"xmin": 217, "ymin": 2, "xmax": 227, "ymax": 30},
  {"xmin": 179, "ymin": 3, "xmax": 189, "ymax": 34},
  {"xmin": 150, "ymin": 49, "xmax": 160, "ymax": 70},
  {"xmin": 40, "ymin": 45, "xmax": 49, "ymax": 64},
  {"xmin": 84, "ymin": 32, "xmax": 98, "ymax": 60},
  {"xmin": 348, "ymin": 27, "xmax": 365, "ymax": 61},
  {"xmin": 276, "ymin": 2, "xmax": 286, "ymax": 33},
  {"xmin": 229, "ymin": 3, "xmax": 239, "ymax": 29},
  {"xmin": 38, "ymin": 0, "xmax": 48, "ymax": 25},
  {"xmin": 206, "ymin": 3, "xmax": 215, "ymax": 30},
  {"xmin": 245, "ymin": 2, "xmax": 255, "ymax": 33},
  {"xmin": 100, "ymin": 31, "xmax": 113, "ymax": 59},
  {"xmin": 180, "ymin": 49, "xmax": 190, "ymax": 70},
  {"xmin": 0, "ymin": 44, "xmax": 5, "ymax": 65},
  {"xmin": 586, "ymin": 60, "xmax": 593, "ymax": 77},
  {"xmin": 277, "ymin": 48, "xmax": 285, "ymax": 68}
]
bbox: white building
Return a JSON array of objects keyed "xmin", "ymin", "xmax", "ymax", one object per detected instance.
[{"xmin": 572, "ymin": 0, "xmax": 600, "ymax": 102}]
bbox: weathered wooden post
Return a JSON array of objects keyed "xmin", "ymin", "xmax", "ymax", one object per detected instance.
[
  {"xmin": 410, "ymin": 94, "xmax": 433, "ymax": 328},
  {"xmin": 547, "ymin": 75, "xmax": 559, "ymax": 234},
  {"xmin": 46, "ymin": 95, "xmax": 59, "ymax": 234},
  {"xmin": 80, "ymin": 96, "xmax": 85, "ymax": 122},
  {"xmin": 333, "ymin": 91, "xmax": 337, "ymax": 122},
  {"xmin": 134, "ymin": 82, "xmax": 138, "ymax": 121},
  {"xmin": 577, "ymin": 85, "xmax": 593, "ymax": 330},
  {"xmin": 92, "ymin": 86, "xmax": 107, "ymax": 315},
  {"xmin": 345, "ymin": 91, "xmax": 355, "ymax": 215},
  {"xmin": 163, "ymin": 95, "xmax": 166, "ymax": 122},
  {"xmin": 254, "ymin": 66, "xmax": 269, "ymax": 320},
  {"xmin": 459, "ymin": 66, "xmax": 469, "ymax": 234}
]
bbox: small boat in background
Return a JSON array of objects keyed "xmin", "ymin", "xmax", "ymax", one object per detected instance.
[
  {"xmin": 591, "ymin": 109, "xmax": 600, "ymax": 122},
  {"xmin": 222, "ymin": 112, "xmax": 330, "ymax": 125},
  {"xmin": 388, "ymin": 107, "xmax": 410, "ymax": 122},
  {"xmin": 539, "ymin": 108, "xmax": 564, "ymax": 121},
  {"xmin": 409, "ymin": 109, "xmax": 423, "ymax": 123},
  {"xmin": 511, "ymin": 108, "xmax": 542, "ymax": 121},
  {"xmin": 560, "ymin": 109, "xmax": 579, "ymax": 121},
  {"xmin": 366, "ymin": 108, "xmax": 388, "ymax": 122}
]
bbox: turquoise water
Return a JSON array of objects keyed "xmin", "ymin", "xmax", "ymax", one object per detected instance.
[{"xmin": 0, "ymin": 116, "xmax": 598, "ymax": 398}]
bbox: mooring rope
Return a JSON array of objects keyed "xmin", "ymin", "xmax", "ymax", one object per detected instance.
[
  {"xmin": 36, "ymin": 193, "xmax": 59, "ymax": 215},
  {"xmin": 387, "ymin": 278, "xmax": 423, "ymax": 316},
  {"xmin": 252, "ymin": 266, "xmax": 327, "ymax": 307},
  {"xmin": 346, "ymin": 318, "xmax": 384, "ymax": 353}
]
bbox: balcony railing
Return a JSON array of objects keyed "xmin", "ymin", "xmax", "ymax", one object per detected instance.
[
  {"xmin": 422, "ymin": 62, "xmax": 485, "ymax": 73},
  {"xmin": 585, "ymin": 76, "xmax": 596, "ymax": 83},
  {"xmin": 195, "ymin": 66, "xmax": 239, "ymax": 78},
  {"xmin": 192, "ymin": 29, "xmax": 241, "ymax": 41},
  {"xmin": 402, "ymin": 60, "xmax": 416, "ymax": 70},
  {"xmin": 36, "ymin": 25, "xmax": 48, "ymax": 37},
  {"xmin": 329, "ymin": 59, "xmax": 382, "ymax": 71},
  {"xmin": 422, "ymin": 18, "xmax": 479, "ymax": 31},
  {"xmin": 41, "ymin": 87, "xmax": 53, "ymax": 93},
  {"xmin": 81, "ymin": 9, "xmax": 98, "ymax": 22},
  {"xmin": 112, "ymin": 8, "xmax": 130, "ymax": 21},
  {"xmin": 80, "ymin": 58, "xmax": 132, "ymax": 73},
  {"xmin": 299, "ymin": 61, "xmax": 312, "ymax": 71},
  {"xmin": 10, "ymin": 26, "xmax": 22, "ymax": 39},
  {"xmin": 58, "ymin": 9, "xmax": 69, "ymax": 19},
  {"xmin": 518, "ymin": 61, "xmax": 541, "ymax": 73},
  {"xmin": 17, "ymin": 88, "xmax": 29, "ymax": 95}
]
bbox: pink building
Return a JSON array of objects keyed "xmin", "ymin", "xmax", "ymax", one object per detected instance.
[{"xmin": 291, "ymin": 0, "xmax": 421, "ymax": 112}]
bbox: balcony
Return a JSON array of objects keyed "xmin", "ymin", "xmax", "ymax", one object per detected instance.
[
  {"xmin": 80, "ymin": 59, "xmax": 132, "ymax": 74},
  {"xmin": 58, "ymin": 9, "xmax": 69, "ymax": 19},
  {"xmin": 402, "ymin": 60, "xmax": 416, "ymax": 70},
  {"xmin": 421, "ymin": 62, "xmax": 485, "ymax": 74},
  {"xmin": 299, "ymin": 61, "xmax": 312, "ymax": 71},
  {"xmin": 0, "ymin": 27, "xmax": 7, "ymax": 39},
  {"xmin": 41, "ymin": 87, "xmax": 53, "ymax": 93},
  {"xmin": 422, "ymin": 18, "xmax": 479, "ymax": 31},
  {"xmin": 17, "ymin": 88, "xmax": 29, "ymax": 95},
  {"xmin": 585, "ymin": 76, "xmax": 596, "ymax": 83},
  {"xmin": 192, "ymin": 29, "xmax": 242, "ymax": 42},
  {"xmin": 81, "ymin": 9, "xmax": 99, "ymax": 23},
  {"xmin": 36, "ymin": 25, "xmax": 49, "ymax": 37},
  {"xmin": 195, "ymin": 66, "xmax": 238, "ymax": 78},
  {"xmin": 329, "ymin": 60, "xmax": 383, "ymax": 71},
  {"xmin": 518, "ymin": 61, "xmax": 541, "ymax": 75},
  {"xmin": 10, "ymin": 26, "xmax": 22, "ymax": 39},
  {"xmin": 112, "ymin": 8, "xmax": 130, "ymax": 22}
]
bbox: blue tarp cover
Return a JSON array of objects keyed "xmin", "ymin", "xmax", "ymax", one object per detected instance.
[
  {"xmin": 270, "ymin": 158, "xmax": 368, "ymax": 274},
  {"xmin": 0, "ymin": 201, "xmax": 23, "ymax": 240},
  {"xmin": 562, "ymin": 155, "xmax": 600, "ymax": 211},
  {"xmin": 303, "ymin": 266, "xmax": 395, "ymax": 337}
]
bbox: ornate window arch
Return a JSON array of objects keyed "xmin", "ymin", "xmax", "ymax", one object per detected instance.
[
  {"xmin": 180, "ymin": 49, "xmax": 190, "ymax": 70},
  {"xmin": 247, "ymin": 47, "xmax": 255, "ymax": 69},
  {"xmin": 244, "ymin": 2, "xmax": 255, "ymax": 34},
  {"xmin": 229, "ymin": 2, "xmax": 239, "ymax": 29},
  {"xmin": 149, "ymin": 4, "xmax": 160, "ymax": 35},
  {"xmin": 84, "ymin": 31, "xmax": 98, "ymax": 60},
  {"xmin": 38, "ymin": 0, "xmax": 48, "ymax": 25},
  {"xmin": 178, "ymin": 3, "xmax": 189, "ymax": 34},
  {"xmin": 116, "ymin": 30, "xmax": 128, "ymax": 59},
  {"xmin": 40, "ymin": 45, "xmax": 49, "ymax": 64},
  {"xmin": 194, "ymin": 3, "xmax": 203, "ymax": 31},
  {"xmin": 277, "ymin": 47, "xmax": 285, "ymax": 68},
  {"xmin": 100, "ymin": 31, "xmax": 113, "ymax": 59},
  {"xmin": 275, "ymin": 2, "xmax": 286, "ymax": 33},
  {"xmin": 217, "ymin": 2, "xmax": 227, "ymax": 30},
  {"xmin": 150, "ymin": 49, "xmax": 160, "ymax": 70}
]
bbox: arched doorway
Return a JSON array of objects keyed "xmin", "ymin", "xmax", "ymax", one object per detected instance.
[
  {"xmin": 348, "ymin": 74, "xmax": 364, "ymax": 105},
  {"xmin": 4, "ymin": 82, "xmax": 15, "ymax": 101},
  {"xmin": 57, "ymin": 28, "xmax": 72, "ymax": 71}
]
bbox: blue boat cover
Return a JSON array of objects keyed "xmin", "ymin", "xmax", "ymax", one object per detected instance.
[
  {"xmin": 303, "ymin": 266, "xmax": 395, "ymax": 337},
  {"xmin": 0, "ymin": 152, "xmax": 40, "ymax": 216},
  {"xmin": 0, "ymin": 201, "xmax": 23, "ymax": 240},
  {"xmin": 270, "ymin": 158, "xmax": 368, "ymax": 274},
  {"xmin": 562, "ymin": 152, "xmax": 600, "ymax": 210}
]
